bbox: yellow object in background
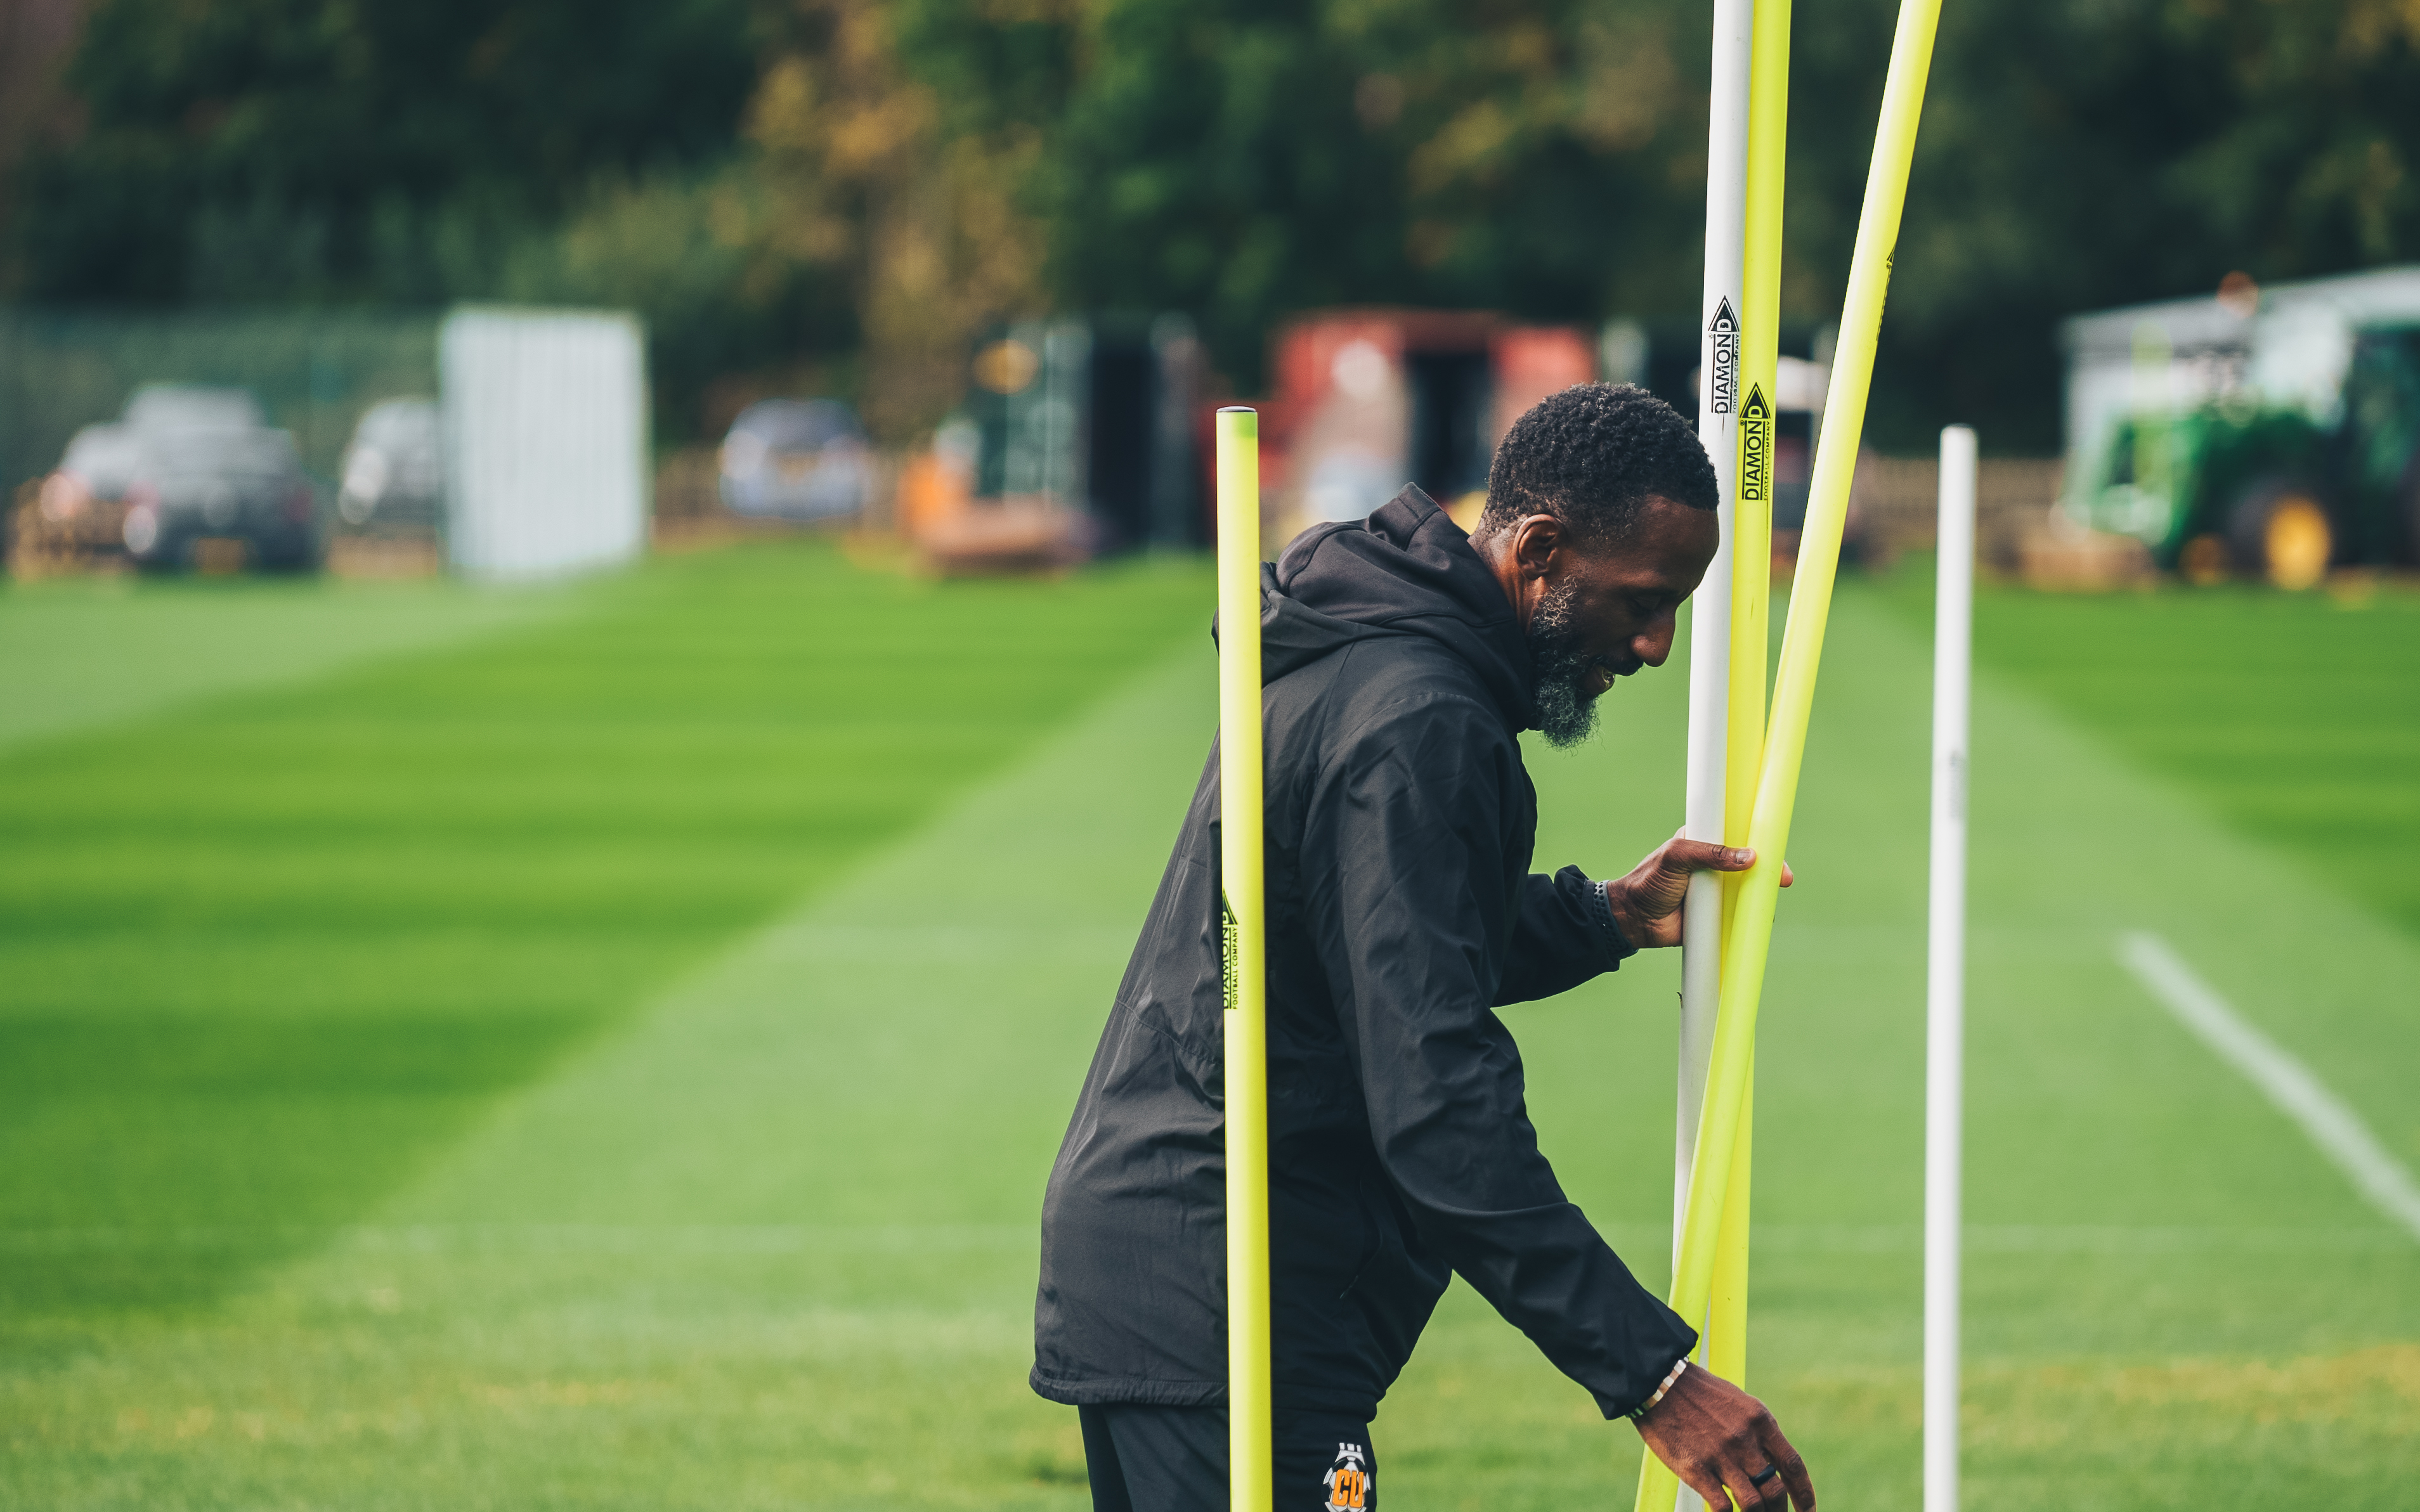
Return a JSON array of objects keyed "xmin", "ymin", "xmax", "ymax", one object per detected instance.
[
  {"xmin": 2263, "ymin": 496, "xmax": 2331, "ymax": 590},
  {"xmin": 1216, "ymin": 407, "xmax": 1273, "ymax": 1512}
]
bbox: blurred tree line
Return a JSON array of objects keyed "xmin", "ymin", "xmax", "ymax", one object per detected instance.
[{"xmin": 2, "ymin": 0, "xmax": 2417, "ymax": 452}]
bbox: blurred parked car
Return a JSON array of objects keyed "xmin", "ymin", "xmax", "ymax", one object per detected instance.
[
  {"xmin": 339, "ymin": 398, "xmax": 443, "ymax": 532},
  {"xmin": 15, "ymin": 384, "xmax": 317, "ymax": 576},
  {"xmin": 120, "ymin": 420, "xmax": 320, "ymax": 573},
  {"xmin": 718, "ymin": 399, "xmax": 871, "ymax": 520},
  {"xmin": 37, "ymin": 385, "xmax": 264, "ymax": 519}
]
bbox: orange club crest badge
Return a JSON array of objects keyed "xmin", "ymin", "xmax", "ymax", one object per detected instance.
[{"xmin": 1323, "ymin": 1442, "xmax": 1371, "ymax": 1511}]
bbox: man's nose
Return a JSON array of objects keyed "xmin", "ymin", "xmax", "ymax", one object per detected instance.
[{"xmin": 1634, "ymin": 613, "xmax": 1679, "ymax": 668}]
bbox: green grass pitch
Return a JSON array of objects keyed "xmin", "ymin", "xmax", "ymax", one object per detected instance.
[{"xmin": 1, "ymin": 545, "xmax": 2413, "ymax": 1509}]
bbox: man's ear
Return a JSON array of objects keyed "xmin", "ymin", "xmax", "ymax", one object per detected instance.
[{"xmin": 1512, "ymin": 514, "xmax": 1565, "ymax": 580}]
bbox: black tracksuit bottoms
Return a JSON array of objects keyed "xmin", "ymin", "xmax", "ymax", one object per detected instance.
[{"xmin": 1076, "ymin": 1404, "xmax": 1376, "ymax": 1511}]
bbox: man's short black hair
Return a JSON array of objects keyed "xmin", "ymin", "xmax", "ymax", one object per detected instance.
[{"xmin": 1476, "ymin": 383, "xmax": 1718, "ymax": 546}]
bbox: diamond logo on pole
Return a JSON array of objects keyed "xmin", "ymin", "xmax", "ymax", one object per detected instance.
[
  {"xmin": 1738, "ymin": 384, "xmax": 1771, "ymax": 503},
  {"xmin": 1707, "ymin": 299, "xmax": 1740, "ymax": 416}
]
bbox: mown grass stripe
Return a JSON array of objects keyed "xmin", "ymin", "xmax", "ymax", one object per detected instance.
[{"xmin": 0, "ymin": 541, "xmax": 1214, "ymax": 1319}]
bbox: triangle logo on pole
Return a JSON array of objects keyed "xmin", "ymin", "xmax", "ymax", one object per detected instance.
[
  {"xmin": 1738, "ymin": 384, "xmax": 1771, "ymax": 503},
  {"xmin": 1706, "ymin": 299, "xmax": 1740, "ymax": 415}
]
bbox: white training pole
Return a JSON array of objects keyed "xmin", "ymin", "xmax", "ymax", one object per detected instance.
[
  {"xmin": 1667, "ymin": 19, "xmax": 1748, "ymax": 1511},
  {"xmin": 1676, "ymin": 0, "xmax": 1752, "ymax": 1276},
  {"xmin": 1923, "ymin": 423, "xmax": 1975, "ymax": 1512}
]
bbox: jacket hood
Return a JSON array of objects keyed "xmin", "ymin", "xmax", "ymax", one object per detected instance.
[{"xmin": 1252, "ymin": 485, "xmax": 1535, "ymax": 730}]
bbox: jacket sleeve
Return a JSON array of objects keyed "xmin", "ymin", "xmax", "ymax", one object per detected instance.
[
  {"xmin": 1302, "ymin": 695, "xmax": 1696, "ymax": 1418},
  {"xmin": 1493, "ymin": 867, "xmax": 1635, "ymax": 1007}
]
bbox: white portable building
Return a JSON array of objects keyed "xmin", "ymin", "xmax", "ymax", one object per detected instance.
[{"xmin": 441, "ymin": 307, "xmax": 648, "ymax": 579}]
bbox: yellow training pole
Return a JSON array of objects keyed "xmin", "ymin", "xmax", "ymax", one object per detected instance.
[
  {"xmin": 1670, "ymin": 0, "xmax": 1944, "ymax": 1393},
  {"xmin": 1727, "ymin": 0, "xmax": 1788, "ymax": 875},
  {"xmin": 1708, "ymin": 1055, "xmax": 1753, "ymax": 1381},
  {"xmin": 1216, "ymin": 406, "xmax": 1273, "ymax": 1512}
]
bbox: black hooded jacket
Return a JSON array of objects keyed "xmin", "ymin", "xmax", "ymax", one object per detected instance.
[{"xmin": 1031, "ymin": 486, "xmax": 1696, "ymax": 1423}]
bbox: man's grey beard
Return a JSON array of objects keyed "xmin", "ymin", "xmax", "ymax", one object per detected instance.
[{"xmin": 1526, "ymin": 579, "xmax": 1601, "ymax": 749}]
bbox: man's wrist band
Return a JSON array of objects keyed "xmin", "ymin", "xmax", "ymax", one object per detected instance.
[
  {"xmin": 1627, "ymin": 1356, "xmax": 1688, "ymax": 1421},
  {"xmin": 1594, "ymin": 879, "xmax": 1634, "ymax": 957}
]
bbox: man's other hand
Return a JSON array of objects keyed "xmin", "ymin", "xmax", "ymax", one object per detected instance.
[
  {"xmin": 1633, "ymin": 1362, "xmax": 1814, "ymax": 1511},
  {"xmin": 1605, "ymin": 831, "xmax": 1793, "ymax": 949}
]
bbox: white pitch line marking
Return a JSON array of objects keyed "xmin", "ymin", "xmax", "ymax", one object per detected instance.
[{"xmin": 2118, "ymin": 931, "xmax": 2420, "ymax": 1243}]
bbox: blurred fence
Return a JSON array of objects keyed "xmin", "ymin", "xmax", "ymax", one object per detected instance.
[
  {"xmin": 1855, "ymin": 453, "xmax": 2064, "ymax": 560},
  {"xmin": 0, "ymin": 307, "xmax": 439, "ymax": 494}
]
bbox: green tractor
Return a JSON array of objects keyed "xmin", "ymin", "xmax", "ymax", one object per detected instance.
[{"xmin": 2062, "ymin": 269, "xmax": 2420, "ymax": 586}]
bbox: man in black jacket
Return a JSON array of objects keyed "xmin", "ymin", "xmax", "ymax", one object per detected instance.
[{"xmin": 1034, "ymin": 384, "xmax": 1814, "ymax": 1512}]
